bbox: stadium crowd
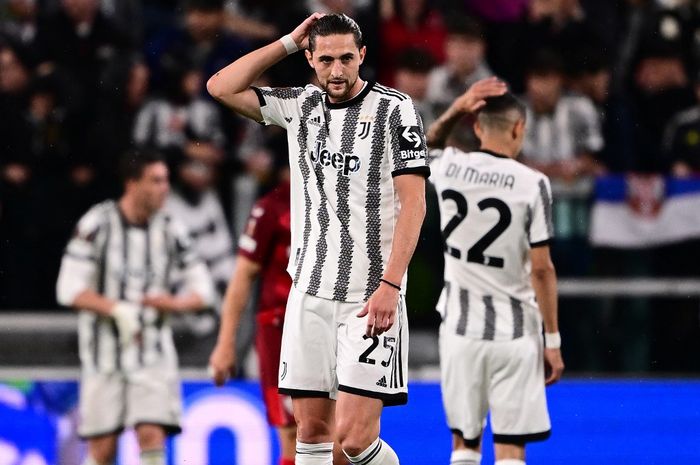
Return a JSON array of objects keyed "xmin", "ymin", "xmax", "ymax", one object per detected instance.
[{"xmin": 1, "ymin": 0, "xmax": 699, "ymax": 372}]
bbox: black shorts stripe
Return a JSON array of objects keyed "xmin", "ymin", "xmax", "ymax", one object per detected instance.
[
  {"xmin": 338, "ymin": 384, "xmax": 408, "ymax": 407},
  {"xmin": 493, "ymin": 430, "xmax": 551, "ymax": 444},
  {"xmin": 278, "ymin": 388, "xmax": 331, "ymax": 399}
]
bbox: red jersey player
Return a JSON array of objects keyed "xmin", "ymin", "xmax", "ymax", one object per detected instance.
[{"xmin": 209, "ymin": 173, "xmax": 295, "ymax": 465}]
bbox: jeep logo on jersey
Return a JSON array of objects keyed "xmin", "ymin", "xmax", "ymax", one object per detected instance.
[
  {"xmin": 309, "ymin": 141, "xmax": 361, "ymax": 176},
  {"xmin": 397, "ymin": 125, "xmax": 426, "ymax": 161}
]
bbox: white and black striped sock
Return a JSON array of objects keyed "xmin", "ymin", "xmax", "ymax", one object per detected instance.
[
  {"xmin": 295, "ymin": 441, "xmax": 333, "ymax": 465},
  {"xmin": 494, "ymin": 460, "xmax": 525, "ymax": 465},
  {"xmin": 450, "ymin": 449, "xmax": 481, "ymax": 465},
  {"xmin": 140, "ymin": 449, "xmax": 165, "ymax": 465},
  {"xmin": 344, "ymin": 437, "xmax": 399, "ymax": 465}
]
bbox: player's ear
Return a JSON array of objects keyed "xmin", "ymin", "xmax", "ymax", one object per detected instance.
[
  {"xmin": 305, "ymin": 49, "xmax": 314, "ymax": 68},
  {"xmin": 473, "ymin": 118, "xmax": 483, "ymax": 140},
  {"xmin": 358, "ymin": 45, "xmax": 366, "ymax": 65},
  {"xmin": 513, "ymin": 118, "xmax": 525, "ymax": 140}
]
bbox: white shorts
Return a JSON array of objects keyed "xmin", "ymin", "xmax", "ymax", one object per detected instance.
[
  {"xmin": 439, "ymin": 328, "xmax": 551, "ymax": 445},
  {"xmin": 78, "ymin": 363, "xmax": 182, "ymax": 439},
  {"xmin": 278, "ymin": 286, "xmax": 409, "ymax": 406}
]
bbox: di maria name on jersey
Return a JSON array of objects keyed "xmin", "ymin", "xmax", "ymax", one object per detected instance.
[{"xmin": 252, "ymin": 82, "xmax": 430, "ymax": 302}]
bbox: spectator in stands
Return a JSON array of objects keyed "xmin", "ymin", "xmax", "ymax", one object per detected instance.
[
  {"xmin": 34, "ymin": 0, "xmax": 135, "ymax": 118},
  {"xmin": 147, "ymin": 0, "xmax": 249, "ymax": 94},
  {"xmin": 0, "ymin": 0, "xmax": 39, "ymax": 48},
  {"xmin": 663, "ymin": 72, "xmax": 700, "ymax": 177},
  {"xmin": 426, "ymin": 15, "xmax": 493, "ymax": 151},
  {"xmin": 164, "ymin": 158, "xmax": 236, "ymax": 337},
  {"xmin": 630, "ymin": 45, "xmax": 694, "ymax": 172},
  {"xmin": 521, "ymin": 51, "xmax": 604, "ymax": 182},
  {"xmin": 379, "ymin": 0, "xmax": 447, "ymax": 85},
  {"xmin": 133, "ymin": 55, "xmax": 226, "ymax": 170},
  {"xmin": 393, "ymin": 47, "xmax": 435, "ymax": 127},
  {"xmin": 568, "ymin": 50, "xmax": 636, "ymax": 173}
]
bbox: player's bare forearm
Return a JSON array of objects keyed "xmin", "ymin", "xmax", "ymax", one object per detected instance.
[
  {"xmin": 206, "ymin": 42, "xmax": 286, "ymax": 121},
  {"xmin": 530, "ymin": 246, "xmax": 559, "ymax": 333},
  {"xmin": 141, "ymin": 292, "xmax": 207, "ymax": 313},
  {"xmin": 207, "ymin": 12, "xmax": 323, "ymax": 121},
  {"xmin": 383, "ymin": 174, "xmax": 427, "ymax": 284},
  {"xmin": 426, "ymin": 103, "xmax": 466, "ymax": 149},
  {"xmin": 216, "ymin": 256, "xmax": 261, "ymax": 348},
  {"xmin": 71, "ymin": 290, "xmax": 116, "ymax": 317},
  {"xmin": 427, "ymin": 77, "xmax": 508, "ymax": 148}
]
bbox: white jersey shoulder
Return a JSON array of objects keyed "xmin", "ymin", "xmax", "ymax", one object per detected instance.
[{"xmin": 432, "ymin": 147, "xmax": 554, "ymax": 341}]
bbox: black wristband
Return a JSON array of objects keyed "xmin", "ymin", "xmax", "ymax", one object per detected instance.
[{"xmin": 379, "ymin": 278, "xmax": 401, "ymax": 292}]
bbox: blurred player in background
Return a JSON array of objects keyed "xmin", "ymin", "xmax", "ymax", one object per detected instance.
[
  {"xmin": 207, "ymin": 12, "xmax": 428, "ymax": 465},
  {"xmin": 56, "ymin": 149, "xmax": 214, "ymax": 465},
  {"xmin": 209, "ymin": 166, "xmax": 301, "ymax": 465},
  {"xmin": 426, "ymin": 79, "xmax": 565, "ymax": 465}
]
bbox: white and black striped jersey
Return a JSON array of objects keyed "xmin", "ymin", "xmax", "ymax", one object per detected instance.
[
  {"xmin": 430, "ymin": 148, "xmax": 554, "ymax": 341},
  {"xmin": 56, "ymin": 200, "xmax": 215, "ymax": 373},
  {"xmin": 252, "ymin": 81, "xmax": 430, "ymax": 302},
  {"xmin": 164, "ymin": 189, "xmax": 235, "ymax": 289}
]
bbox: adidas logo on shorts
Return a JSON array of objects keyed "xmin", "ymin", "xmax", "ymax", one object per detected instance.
[{"xmin": 376, "ymin": 376, "xmax": 387, "ymax": 388}]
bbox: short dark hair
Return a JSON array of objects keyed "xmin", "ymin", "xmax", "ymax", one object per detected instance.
[
  {"xmin": 119, "ymin": 148, "xmax": 166, "ymax": 183},
  {"xmin": 308, "ymin": 14, "xmax": 363, "ymax": 53},
  {"xmin": 477, "ymin": 93, "xmax": 526, "ymax": 130},
  {"xmin": 395, "ymin": 47, "xmax": 436, "ymax": 74},
  {"xmin": 445, "ymin": 16, "xmax": 484, "ymax": 41}
]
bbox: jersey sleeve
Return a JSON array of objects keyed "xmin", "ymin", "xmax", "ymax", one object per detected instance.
[
  {"xmin": 388, "ymin": 98, "xmax": 431, "ymax": 178},
  {"xmin": 170, "ymin": 219, "xmax": 216, "ymax": 307},
  {"xmin": 529, "ymin": 176, "xmax": 555, "ymax": 247},
  {"xmin": 251, "ymin": 86, "xmax": 305, "ymax": 128},
  {"xmin": 237, "ymin": 197, "xmax": 277, "ymax": 266},
  {"xmin": 56, "ymin": 208, "xmax": 105, "ymax": 306}
]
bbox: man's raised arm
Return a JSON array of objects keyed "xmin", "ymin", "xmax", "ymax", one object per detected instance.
[{"xmin": 206, "ymin": 12, "xmax": 323, "ymax": 121}]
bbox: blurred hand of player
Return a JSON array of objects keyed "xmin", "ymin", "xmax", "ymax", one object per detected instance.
[
  {"xmin": 456, "ymin": 77, "xmax": 508, "ymax": 114},
  {"xmin": 142, "ymin": 294, "xmax": 183, "ymax": 313},
  {"xmin": 209, "ymin": 342, "xmax": 236, "ymax": 387},
  {"xmin": 289, "ymin": 12, "xmax": 324, "ymax": 50},
  {"xmin": 544, "ymin": 348, "xmax": 564, "ymax": 386},
  {"xmin": 357, "ymin": 283, "xmax": 399, "ymax": 337},
  {"xmin": 111, "ymin": 301, "xmax": 141, "ymax": 345}
]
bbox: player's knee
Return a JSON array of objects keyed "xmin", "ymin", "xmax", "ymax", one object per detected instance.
[
  {"xmin": 335, "ymin": 421, "xmax": 377, "ymax": 457},
  {"xmin": 135, "ymin": 424, "xmax": 166, "ymax": 450},
  {"xmin": 295, "ymin": 416, "xmax": 332, "ymax": 443},
  {"xmin": 87, "ymin": 439, "xmax": 117, "ymax": 465}
]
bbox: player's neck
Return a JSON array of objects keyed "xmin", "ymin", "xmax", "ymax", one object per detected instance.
[
  {"xmin": 479, "ymin": 142, "xmax": 518, "ymax": 159},
  {"xmin": 118, "ymin": 196, "xmax": 151, "ymax": 226}
]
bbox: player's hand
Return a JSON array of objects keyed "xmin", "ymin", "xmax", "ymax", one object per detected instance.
[
  {"xmin": 357, "ymin": 283, "xmax": 399, "ymax": 337},
  {"xmin": 289, "ymin": 12, "xmax": 324, "ymax": 50},
  {"xmin": 208, "ymin": 342, "xmax": 236, "ymax": 387},
  {"xmin": 544, "ymin": 348, "xmax": 564, "ymax": 386},
  {"xmin": 111, "ymin": 301, "xmax": 141, "ymax": 346},
  {"xmin": 455, "ymin": 77, "xmax": 508, "ymax": 114},
  {"xmin": 142, "ymin": 294, "xmax": 183, "ymax": 313}
]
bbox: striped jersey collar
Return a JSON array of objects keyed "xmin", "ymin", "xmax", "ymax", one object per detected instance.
[
  {"xmin": 479, "ymin": 148, "xmax": 510, "ymax": 159},
  {"xmin": 325, "ymin": 81, "xmax": 374, "ymax": 110}
]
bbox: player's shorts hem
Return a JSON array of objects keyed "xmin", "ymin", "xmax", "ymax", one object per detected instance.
[
  {"xmin": 392, "ymin": 166, "xmax": 431, "ymax": 178},
  {"xmin": 493, "ymin": 430, "xmax": 551, "ymax": 444},
  {"xmin": 450, "ymin": 428, "xmax": 481, "ymax": 448},
  {"xmin": 338, "ymin": 384, "xmax": 407, "ymax": 407},
  {"xmin": 279, "ymin": 388, "xmax": 331, "ymax": 399},
  {"xmin": 78, "ymin": 426, "xmax": 125, "ymax": 440},
  {"xmin": 132, "ymin": 421, "xmax": 182, "ymax": 436}
]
